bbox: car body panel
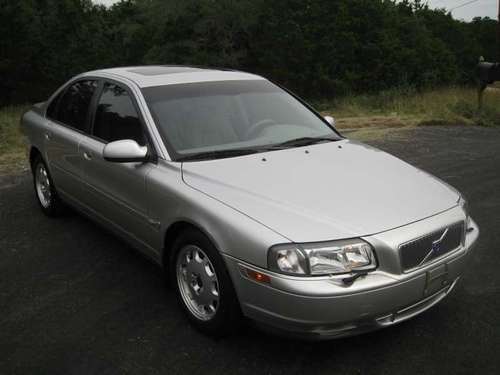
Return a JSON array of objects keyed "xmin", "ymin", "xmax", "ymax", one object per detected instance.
[
  {"xmin": 21, "ymin": 108, "xmax": 49, "ymax": 160},
  {"xmin": 44, "ymin": 120, "xmax": 86, "ymax": 199},
  {"xmin": 182, "ymin": 139, "xmax": 460, "ymax": 242},
  {"xmin": 146, "ymin": 159, "xmax": 289, "ymax": 267},
  {"xmin": 87, "ymin": 66, "xmax": 265, "ymax": 88},
  {"xmin": 79, "ymin": 137, "xmax": 157, "ymax": 252}
]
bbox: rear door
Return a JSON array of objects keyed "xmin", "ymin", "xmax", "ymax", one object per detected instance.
[
  {"xmin": 45, "ymin": 80, "xmax": 99, "ymax": 200},
  {"xmin": 79, "ymin": 80, "xmax": 157, "ymax": 254}
]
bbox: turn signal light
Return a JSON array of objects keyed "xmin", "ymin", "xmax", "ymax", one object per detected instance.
[{"xmin": 245, "ymin": 269, "xmax": 271, "ymax": 284}]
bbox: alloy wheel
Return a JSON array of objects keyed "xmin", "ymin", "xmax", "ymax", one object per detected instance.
[
  {"xmin": 176, "ymin": 245, "xmax": 220, "ymax": 321},
  {"xmin": 35, "ymin": 163, "xmax": 52, "ymax": 208}
]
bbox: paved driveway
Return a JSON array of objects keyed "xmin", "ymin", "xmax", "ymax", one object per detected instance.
[{"xmin": 1, "ymin": 126, "xmax": 499, "ymax": 374}]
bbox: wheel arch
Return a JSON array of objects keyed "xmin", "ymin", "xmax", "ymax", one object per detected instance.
[
  {"xmin": 29, "ymin": 146, "xmax": 42, "ymax": 169},
  {"xmin": 161, "ymin": 220, "xmax": 220, "ymax": 270}
]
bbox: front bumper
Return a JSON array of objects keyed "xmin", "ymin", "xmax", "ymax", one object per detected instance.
[{"xmin": 224, "ymin": 216, "xmax": 479, "ymax": 340}]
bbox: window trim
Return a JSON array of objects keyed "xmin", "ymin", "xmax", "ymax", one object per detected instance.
[
  {"xmin": 45, "ymin": 78, "xmax": 100, "ymax": 135},
  {"xmin": 270, "ymin": 80, "xmax": 344, "ymax": 139},
  {"xmin": 45, "ymin": 88, "xmax": 65, "ymax": 121},
  {"xmin": 88, "ymin": 78, "xmax": 158, "ymax": 163}
]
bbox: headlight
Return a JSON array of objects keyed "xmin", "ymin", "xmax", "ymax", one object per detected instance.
[
  {"xmin": 268, "ymin": 239, "xmax": 376, "ymax": 276},
  {"xmin": 459, "ymin": 196, "xmax": 471, "ymax": 230},
  {"xmin": 459, "ymin": 196, "xmax": 468, "ymax": 214}
]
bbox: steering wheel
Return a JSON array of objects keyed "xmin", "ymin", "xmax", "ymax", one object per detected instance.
[{"xmin": 244, "ymin": 119, "xmax": 276, "ymax": 139}]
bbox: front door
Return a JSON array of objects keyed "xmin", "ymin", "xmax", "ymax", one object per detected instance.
[{"xmin": 79, "ymin": 81, "xmax": 157, "ymax": 256}]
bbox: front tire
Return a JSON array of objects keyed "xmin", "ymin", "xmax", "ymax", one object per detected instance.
[
  {"xmin": 32, "ymin": 155, "xmax": 66, "ymax": 217},
  {"xmin": 170, "ymin": 228, "xmax": 242, "ymax": 337}
]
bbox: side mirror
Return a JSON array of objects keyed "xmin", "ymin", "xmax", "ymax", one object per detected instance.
[
  {"xmin": 324, "ymin": 115, "xmax": 336, "ymax": 127},
  {"xmin": 103, "ymin": 139, "xmax": 148, "ymax": 163}
]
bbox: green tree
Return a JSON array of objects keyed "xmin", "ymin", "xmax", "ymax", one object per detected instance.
[{"xmin": 0, "ymin": 0, "xmax": 498, "ymax": 106}]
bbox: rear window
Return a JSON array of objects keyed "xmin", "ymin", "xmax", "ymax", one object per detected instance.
[{"xmin": 50, "ymin": 80, "xmax": 98, "ymax": 131}]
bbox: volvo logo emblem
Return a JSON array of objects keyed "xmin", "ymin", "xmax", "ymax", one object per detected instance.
[
  {"xmin": 419, "ymin": 228, "xmax": 449, "ymax": 266},
  {"xmin": 431, "ymin": 240, "xmax": 442, "ymax": 253}
]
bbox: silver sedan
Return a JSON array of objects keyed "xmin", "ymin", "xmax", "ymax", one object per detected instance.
[{"xmin": 21, "ymin": 66, "xmax": 479, "ymax": 339}]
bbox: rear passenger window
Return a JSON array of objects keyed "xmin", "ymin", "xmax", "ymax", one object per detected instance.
[
  {"xmin": 93, "ymin": 82, "xmax": 146, "ymax": 146},
  {"xmin": 46, "ymin": 90, "xmax": 63, "ymax": 120},
  {"xmin": 53, "ymin": 80, "xmax": 98, "ymax": 131}
]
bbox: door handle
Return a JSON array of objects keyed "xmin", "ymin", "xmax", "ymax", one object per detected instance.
[{"xmin": 83, "ymin": 151, "xmax": 93, "ymax": 161}]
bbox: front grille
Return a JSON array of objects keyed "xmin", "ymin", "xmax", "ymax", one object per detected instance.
[{"xmin": 399, "ymin": 222, "xmax": 464, "ymax": 271}]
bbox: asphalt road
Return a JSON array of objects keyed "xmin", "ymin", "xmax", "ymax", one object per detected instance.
[{"xmin": 1, "ymin": 126, "xmax": 499, "ymax": 375}]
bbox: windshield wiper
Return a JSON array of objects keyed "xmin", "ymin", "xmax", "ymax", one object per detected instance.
[
  {"xmin": 276, "ymin": 136, "xmax": 339, "ymax": 148},
  {"xmin": 177, "ymin": 137, "xmax": 339, "ymax": 161},
  {"xmin": 177, "ymin": 148, "xmax": 268, "ymax": 162}
]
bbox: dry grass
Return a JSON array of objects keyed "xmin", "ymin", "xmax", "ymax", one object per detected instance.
[
  {"xmin": 318, "ymin": 86, "xmax": 500, "ymax": 128},
  {"xmin": 0, "ymin": 106, "xmax": 29, "ymax": 174}
]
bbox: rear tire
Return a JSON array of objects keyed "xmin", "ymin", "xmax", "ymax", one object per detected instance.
[
  {"xmin": 170, "ymin": 228, "xmax": 242, "ymax": 337},
  {"xmin": 31, "ymin": 155, "xmax": 66, "ymax": 217}
]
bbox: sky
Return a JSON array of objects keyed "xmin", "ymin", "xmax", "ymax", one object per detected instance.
[
  {"xmin": 427, "ymin": 0, "xmax": 498, "ymax": 21},
  {"xmin": 94, "ymin": 0, "xmax": 498, "ymax": 22}
]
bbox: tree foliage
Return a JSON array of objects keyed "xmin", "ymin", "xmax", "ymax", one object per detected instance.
[{"xmin": 0, "ymin": 0, "xmax": 497, "ymax": 105}]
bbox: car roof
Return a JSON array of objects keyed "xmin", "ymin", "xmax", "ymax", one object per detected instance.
[{"xmin": 85, "ymin": 65, "xmax": 265, "ymax": 88}]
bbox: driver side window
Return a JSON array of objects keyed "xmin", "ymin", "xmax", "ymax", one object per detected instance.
[{"xmin": 92, "ymin": 82, "xmax": 146, "ymax": 146}]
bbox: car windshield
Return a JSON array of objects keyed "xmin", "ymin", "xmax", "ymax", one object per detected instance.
[{"xmin": 141, "ymin": 80, "xmax": 340, "ymax": 161}]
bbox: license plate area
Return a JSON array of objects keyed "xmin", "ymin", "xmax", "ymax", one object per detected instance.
[{"xmin": 425, "ymin": 263, "xmax": 450, "ymax": 296}]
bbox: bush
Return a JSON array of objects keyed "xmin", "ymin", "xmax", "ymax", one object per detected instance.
[{"xmin": 453, "ymin": 99, "xmax": 500, "ymax": 127}]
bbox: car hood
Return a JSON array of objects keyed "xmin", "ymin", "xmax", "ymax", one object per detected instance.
[{"xmin": 182, "ymin": 139, "xmax": 459, "ymax": 243}]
